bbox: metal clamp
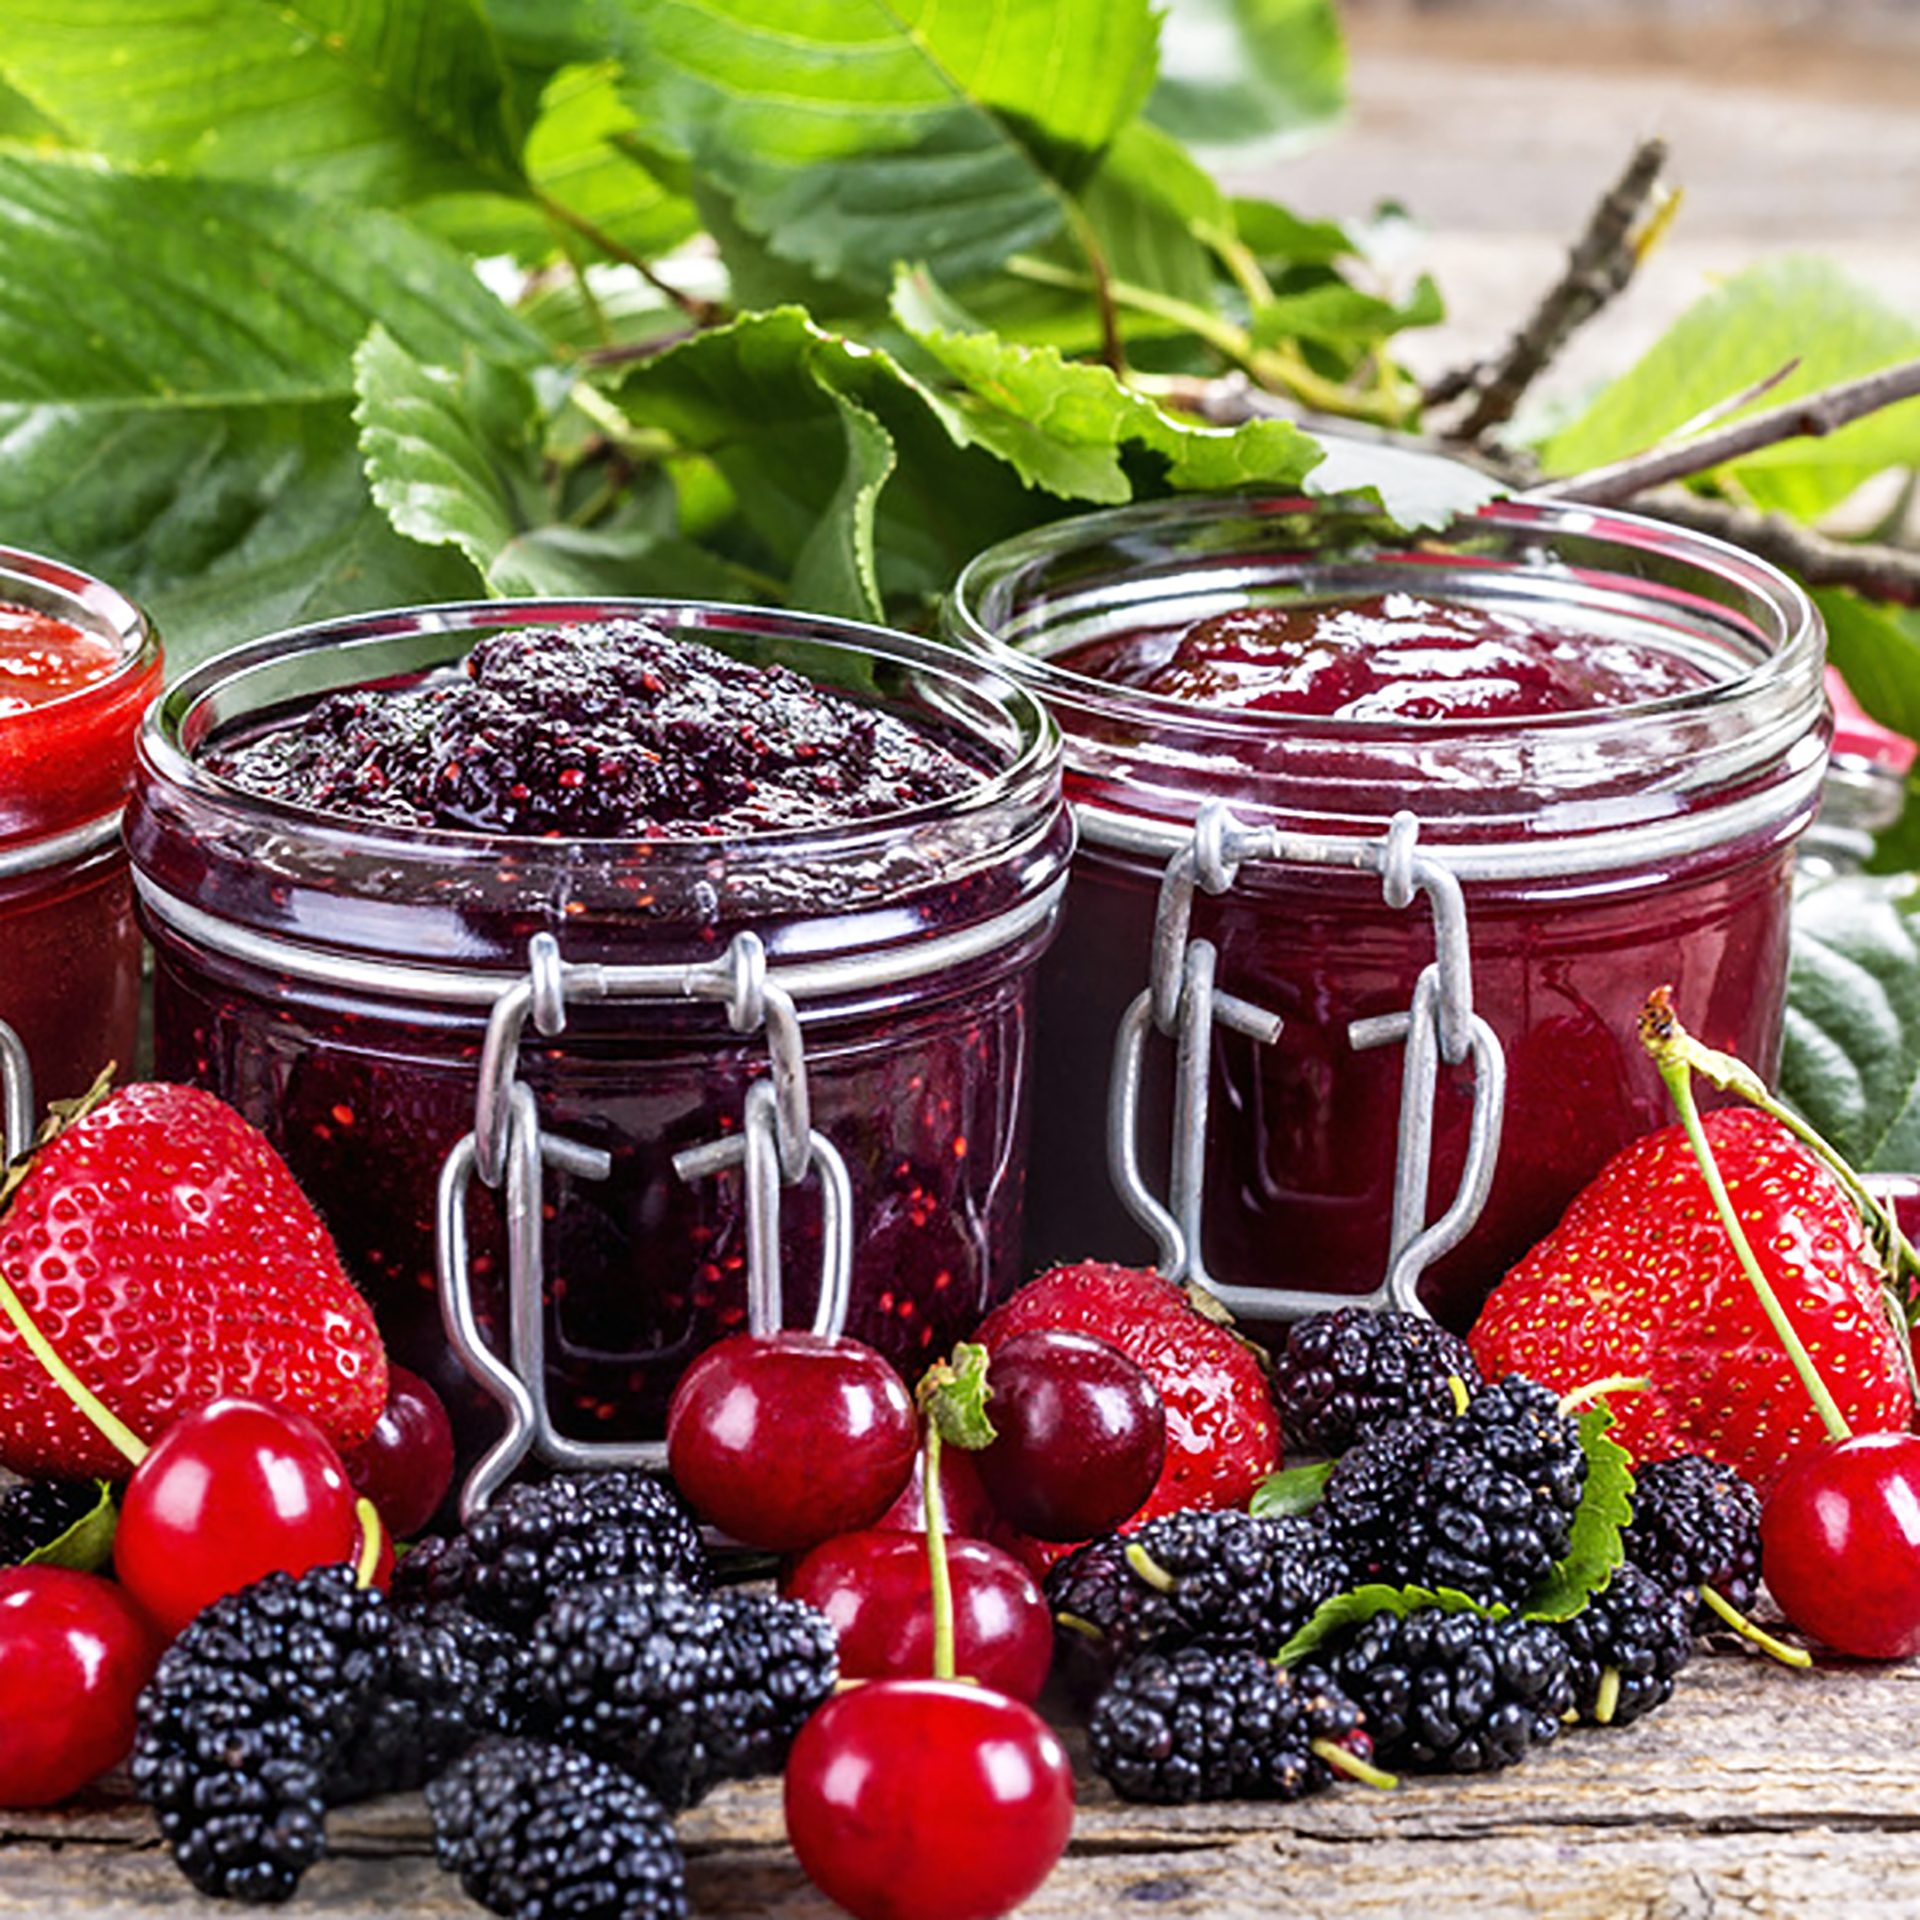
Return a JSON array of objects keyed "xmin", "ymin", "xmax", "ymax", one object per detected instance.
[
  {"xmin": 437, "ymin": 929, "xmax": 854, "ymax": 1518},
  {"xmin": 0, "ymin": 1019, "xmax": 33, "ymax": 1167},
  {"xmin": 1107, "ymin": 801, "xmax": 1505, "ymax": 1322}
]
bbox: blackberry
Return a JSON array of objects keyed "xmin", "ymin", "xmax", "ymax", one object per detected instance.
[
  {"xmin": 1275, "ymin": 1309, "xmax": 1483, "ymax": 1455},
  {"xmin": 328, "ymin": 1604, "xmax": 534, "ymax": 1804},
  {"xmin": 394, "ymin": 1470, "xmax": 709, "ymax": 1630},
  {"xmin": 1624, "ymin": 1454, "xmax": 1762, "ymax": 1629},
  {"xmin": 1045, "ymin": 1510, "xmax": 1351, "ymax": 1668},
  {"xmin": 427, "ymin": 1737, "xmax": 686, "ymax": 1920},
  {"xmin": 1089, "ymin": 1647, "xmax": 1367, "ymax": 1804},
  {"xmin": 1322, "ymin": 1605, "xmax": 1574, "ymax": 1773},
  {"xmin": 1317, "ymin": 1415, "xmax": 1447, "ymax": 1573},
  {"xmin": 0, "ymin": 1476, "xmax": 99, "ymax": 1563},
  {"xmin": 529, "ymin": 1578, "xmax": 837, "ymax": 1809},
  {"xmin": 1554, "ymin": 1566, "xmax": 1693, "ymax": 1727},
  {"xmin": 131, "ymin": 1565, "xmax": 391, "ymax": 1903}
]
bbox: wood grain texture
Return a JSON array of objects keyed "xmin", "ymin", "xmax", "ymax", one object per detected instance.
[{"xmin": 9, "ymin": 1649, "xmax": 1920, "ymax": 1918}]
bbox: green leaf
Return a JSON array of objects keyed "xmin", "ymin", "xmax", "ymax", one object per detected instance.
[
  {"xmin": 1251, "ymin": 276, "xmax": 1442, "ymax": 353},
  {"xmin": 1231, "ymin": 196, "xmax": 1355, "ymax": 268},
  {"xmin": 1782, "ymin": 874, "xmax": 1920, "ymax": 1172},
  {"xmin": 1304, "ymin": 438, "xmax": 1506, "ymax": 534},
  {"xmin": 918, "ymin": 1342, "xmax": 998, "ymax": 1450},
  {"xmin": 1274, "ymin": 1583, "xmax": 1497, "ymax": 1668},
  {"xmin": 890, "ymin": 265, "xmax": 1323, "ymax": 503},
  {"xmin": 1519, "ymin": 1405, "xmax": 1634, "ymax": 1622},
  {"xmin": 0, "ymin": 79, "xmax": 62, "ymax": 146},
  {"xmin": 1539, "ymin": 259, "xmax": 1920, "ymax": 521},
  {"xmin": 20, "ymin": 1482, "xmax": 115, "ymax": 1573},
  {"xmin": 1149, "ymin": 0, "xmax": 1347, "ymax": 151},
  {"xmin": 1247, "ymin": 1459, "xmax": 1333, "ymax": 1519},
  {"xmin": 0, "ymin": 0, "xmax": 525, "ymax": 207},
  {"xmin": 613, "ymin": 0, "xmax": 1160, "ymax": 293},
  {"xmin": 1818, "ymin": 589, "xmax": 1920, "ymax": 744}
]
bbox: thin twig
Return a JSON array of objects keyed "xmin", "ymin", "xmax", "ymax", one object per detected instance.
[
  {"xmin": 1437, "ymin": 138, "xmax": 1671, "ymax": 440},
  {"xmin": 1626, "ymin": 489, "xmax": 1920, "ymax": 608},
  {"xmin": 1538, "ymin": 356, "xmax": 1920, "ymax": 506}
]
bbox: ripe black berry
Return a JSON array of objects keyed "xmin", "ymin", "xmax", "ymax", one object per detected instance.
[
  {"xmin": 1316, "ymin": 1415, "xmax": 1445, "ymax": 1573},
  {"xmin": 1089, "ymin": 1647, "xmax": 1366, "ymax": 1803},
  {"xmin": 529, "ymin": 1578, "xmax": 837, "ymax": 1809},
  {"xmin": 1554, "ymin": 1566, "xmax": 1693, "ymax": 1727},
  {"xmin": 1275, "ymin": 1308, "xmax": 1482, "ymax": 1455},
  {"xmin": 1624, "ymin": 1454, "xmax": 1762, "ymax": 1628},
  {"xmin": 1321, "ymin": 1605, "xmax": 1574, "ymax": 1773},
  {"xmin": 427, "ymin": 1737, "xmax": 686, "ymax": 1920},
  {"xmin": 131, "ymin": 1566, "xmax": 391, "ymax": 1902},
  {"xmin": 0, "ymin": 1476, "xmax": 99, "ymax": 1564}
]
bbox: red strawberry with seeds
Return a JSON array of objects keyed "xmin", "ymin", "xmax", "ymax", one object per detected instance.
[
  {"xmin": 1471, "ymin": 1104, "xmax": 1914, "ymax": 1491},
  {"xmin": 0, "ymin": 1082, "xmax": 386, "ymax": 1479},
  {"xmin": 976, "ymin": 1261, "xmax": 1280, "ymax": 1533}
]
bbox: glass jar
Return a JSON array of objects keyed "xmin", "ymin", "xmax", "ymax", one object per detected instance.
[
  {"xmin": 0, "ymin": 548, "xmax": 161, "ymax": 1113},
  {"xmin": 127, "ymin": 602, "xmax": 1070, "ymax": 1458},
  {"xmin": 947, "ymin": 495, "xmax": 1828, "ymax": 1332}
]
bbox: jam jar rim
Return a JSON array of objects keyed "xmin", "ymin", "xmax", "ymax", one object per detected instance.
[
  {"xmin": 943, "ymin": 492, "xmax": 1822, "ymax": 743},
  {"xmin": 141, "ymin": 595, "xmax": 1063, "ymax": 862},
  {"xmin": 0, "ymin": 545, "xmax": 159, "ymax": 726}
]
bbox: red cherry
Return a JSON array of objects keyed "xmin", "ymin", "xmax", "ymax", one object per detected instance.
[
  {"xmin": 783, "ymin": 1530, "xmax": 1053, "ymax": 1702},
  {"xmin": 1761, "ymin": 1431, "xmax": 1920, "ymax": 1658},
  {"xmin": 0, "ymin": 1567, "xmax": 160, "ymax": 1806},
  {"xmin": 874, "ymin": 1442, "xmax": 998, "ymax": 1538},
  {"xmin": 666, "ymin": 1333, "xmax": 917, "ymax": 1552},
  {"xmin": 784, "ymin": 1680, "xmax": 1073, "ymax": 1920},
  {"xmin": 115, "ymin": 1399, "xmax": 363, "ymax": 1639},
  {"xmin": 973, "ymin": 1329, "xmax": 1166, "ymax": 1541},
  {"xmin": 340, "ymin": 1364, "xmax": 455, "ymax": 1539}
]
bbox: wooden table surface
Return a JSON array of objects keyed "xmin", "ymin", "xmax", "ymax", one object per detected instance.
[{"xmin": 10, "ymin": 1646, "xmax": 1920, "ymax": 1919}]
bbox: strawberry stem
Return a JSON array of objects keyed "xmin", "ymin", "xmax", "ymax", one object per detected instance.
[
  {"xmin": 1641, "ymin": 992, "xmax": 1852, "ymax": 1445},
  {"xmin": 922, "ymin": 1421, "xmax": 957, "ymax": 1682},
  {"xmin": 1698, "ymin": 1582, "xmax": 1813, "ymax": 1669},
  {"xmin": 0, "ymin": 1269, "xmax": 147, "ymax": 1468}
]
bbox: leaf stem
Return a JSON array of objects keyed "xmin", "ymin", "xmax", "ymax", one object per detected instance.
[
  {"xmin": 531, "ymin": 189, "xmax": 724, "ymax": 326},
  {"xmin": 568, "ymin": 384, "xmax": 676, "ymax": 462},
  {"xmin": 1699, "ymin": 1583, "xmax": 1813, "ymax": 1668}
]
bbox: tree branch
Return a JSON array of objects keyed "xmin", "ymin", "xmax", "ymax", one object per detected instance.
[
  {"xmin": 1534, "ymin": 357, "xmax": 1920, "ymax": 506},
  {"xmin": 1435, "ymin": 138, "xmax": 1671, "ymax": 440}
]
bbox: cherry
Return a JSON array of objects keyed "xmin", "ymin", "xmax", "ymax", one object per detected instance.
[
  {"xmin": 1761, "ymin": 1431, "xmax": 1920, "ymax": 1659},
  {"xmin": 114, "ymin": 1398, "xmax": 368, "ymax": 1639},
  {"xmin": 973, "ymin": 1329, "xmax": 1166, "ymax": 1541},
  {"xmin": 874, "ymin": 1440, "xmax": 998, "ymax": 1539},
  {"xmin": 783, "ymin": 1530, "xmax": 1053, "ymax": 1703},
  {"xmin": 0, "ymin": 1567, "xmax": 160, "ymax": 1807},
  {"xmin": 784, "ymin": 1680, "xmax": 1074, "ymax": 1920},
  {"xmin": 340, "ymin": 1363, "xmax": 455, "ymax": 1539},
  {"xmin": 666, "ymin": 1332, "xmax": 918, "ymax": 1552}
]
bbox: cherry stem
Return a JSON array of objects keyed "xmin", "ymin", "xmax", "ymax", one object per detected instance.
[
  {"xmin": 1558, "ymin": 1375, "xmax": 1651, "ymax": 1415},
  {"xmin": 923, "ymin": 1422, "xmax": 957, "ymax": 1683},
  {"xmin": 1698, "ymin": 1582, "xmax": 1814, "ymax": 1669},
  {"xmin": 1312, "ymin": 1739, "xmax": 1399, "ymax": 1791},
  {"xmin": 1642, "ymin": 993, "xmax": 1852, "ymax": 1445},
  {"xmin": 1593, "ymin": 1666, "xmax": 1622, "ymax": 1726},
  {"xmin": 353, "ymin": 1499, "xmax": 383, "ymax": 1590},
  {"xmin": 0, "ymin": 1269, "xmax": 147, "ymax": 1468}
]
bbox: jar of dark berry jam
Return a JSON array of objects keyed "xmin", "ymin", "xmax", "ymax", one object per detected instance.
[
  {"xmin": 127, "ymin": 603, "xmax": 1069, "ymax": 1475},
  {"xmin": 0, "ymin": 548, "xmax": 161, "ymax": 1128},
  {"xmin": 947, "ymin": 495, "xmax": 1828, "ymax": 1332}
]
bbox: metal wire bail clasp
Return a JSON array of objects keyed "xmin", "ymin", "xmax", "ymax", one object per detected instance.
[
  {"xmin": 0, "ymin": 1019, "xmax": 33, "ymax": 1167},
  {"xmin": 436, "ymin": 930, "xmax": 853, "ymax": 1520}
]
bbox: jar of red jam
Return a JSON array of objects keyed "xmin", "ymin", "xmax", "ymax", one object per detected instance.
[
  {"xmin": 127, "ymin": 603, "xmax": 1069, "ymax": 1473},
  {"xmin": 947, "ymin": 495, "xmax": 1828, "ymax": 1332},
  {"xmin": 0, "ymin": 548, "xmax": 161, "ymax": 1121}
]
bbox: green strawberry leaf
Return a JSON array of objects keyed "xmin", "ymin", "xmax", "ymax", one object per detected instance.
[
  {"xmin": 1782, "ymin": 873, "xmax": 1920, "ymax": 1172},
  {"xmin": 1273, "ymin": 1583, "xmax": 1499, "ymax": 1668},
  {"xmin": 1519, "ymin": 1404, "xmax": 1634, "ymax": 1622},
  {"xmin": 21, "ymin": 1482, "xmax": 116, "ymax": 1574},
  {"xmin": 917, "ymin": 1343, "xmax": 998, "ymax": 1451},
  {"xmin": 1247, "ymin": 1459, "xmax": 1333, "ymax": 1519}
]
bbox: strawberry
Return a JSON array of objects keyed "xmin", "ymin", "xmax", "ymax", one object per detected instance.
[
  {"xmin": 1470, "ymin": 1105, "xmax": 1914, "ymax": 1490},
  {"xmin": 0, "ymin": 1083, "xmax": 387, "ymax": 1479},
  {"xmin": 975, "ymin": 1261, "xmax": 1280, "ymax": 1534}
]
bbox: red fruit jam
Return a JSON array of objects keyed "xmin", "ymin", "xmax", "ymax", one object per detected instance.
[
  {"xmin": 949, "ymin": 497, "xmax": 1828, "ymax": 1330},
  {"xmin": 0, "ymin": 553, "xmax": 161, "ymax": 1108},
  {"xmin": 128, "ymin": 604, "xmax": 1068, "ymax": 1464}
]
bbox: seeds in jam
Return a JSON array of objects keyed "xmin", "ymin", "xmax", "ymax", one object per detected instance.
[
  {"xmin": 1062, "ymin": 593, "xmax": 1718, "ymax": 723},
  {"xmin": 206, "ymin": 620, "xmax": 979, "ymax": 836}
]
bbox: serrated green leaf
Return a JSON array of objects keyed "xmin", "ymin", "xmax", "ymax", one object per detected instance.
[
  {"xmin": 1274, "ymin": 1583, "xmax": 1498, "ymax": 1668},
  {"xmin": 1520, "ymin": 1405, "xmax": 1633, "ymax": 1622},
  {"xmin": 1539, "ymin": 259, "xmax": 1920, "ymax": 521},
  {"xmin": 0, "ymin": 0, "xmax": 525, "ymax": 207},
  {"xmin": 1247, "ymin": 1459, "xmax": 1333, "ymax": 1519},
  {"xmin": 919, "ymin": 1342, "xmax": 998, "ymax": 1450},
  {"xmin": 1782, "ymin": 874, "xmax": 1920, "ymax": 1172},
  {"xmin": 20, "ymin": 1482, "xmax": 115, "ymax": 1574},
  {"xmin": 890, "ymin": 265, "xmax": 1323, "ymax": 503},
  {"xmin": 1148, "ymin": 0, "xmax": 1347, "ymax": 151}
]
